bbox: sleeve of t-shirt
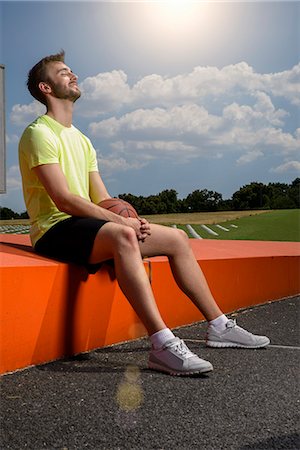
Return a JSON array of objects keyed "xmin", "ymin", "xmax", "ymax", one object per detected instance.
[
  {"xmin": 22, "ymin": 125, "xmax": 60, "ymax": 170},
  {"xmin": 86, "ymin": 137, "xmax": 99, "ymax": 173}
]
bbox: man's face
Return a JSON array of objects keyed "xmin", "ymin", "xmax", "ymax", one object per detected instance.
[{"xmin": 44, "ymin": 61, "xmax": 81, "ymax": 103}]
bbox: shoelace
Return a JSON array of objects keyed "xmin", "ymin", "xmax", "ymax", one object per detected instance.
[
  {"xmin": 226, "ymin": 319, "xmax": 237, "ymax": 329},
  {"xmin": 226, "ymin": 319, "xmax": 251, "ymax": 335},
  {"xmin": 169, "ymin": 339, "xmax": 195, "ymax": 358}
]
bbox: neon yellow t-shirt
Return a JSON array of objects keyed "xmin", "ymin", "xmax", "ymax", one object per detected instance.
[{"xmin": 19, "ymin": 115, "xmax": 98, "ymax": 247}]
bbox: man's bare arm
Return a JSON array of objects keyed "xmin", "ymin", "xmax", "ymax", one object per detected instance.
[
  {"xmin": 88, "ymin": 170, "xmax": 151, "ymax": 239},
  {"xmin": 89, "ymin": 171, "xmax": 111, "ymax": 205},
  {"xmin": 33, "ymin": 163, "xmax": 125, "ymax": 223},
  {"xmin": 33, "ymin": 163, "xmax": 150, "ymax": 239}
]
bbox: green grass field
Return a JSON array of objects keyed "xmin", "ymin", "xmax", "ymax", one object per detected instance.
[
  {"xmin": 1, "ymin": 209, "xmax": 299, "ymax": 241},
  {"xmin": 179, "ymin": 209, "xmax": 300, "ymax": 242}
]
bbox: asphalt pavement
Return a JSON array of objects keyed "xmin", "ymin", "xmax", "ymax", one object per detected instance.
[{"xmin": 0, "ymin": 296, "xmax": 299, "ymax": 450}]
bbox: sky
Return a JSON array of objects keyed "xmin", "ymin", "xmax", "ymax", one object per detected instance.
[{"xmin": 0, "ymin": 0, "xmax": 299, "ymax": 213}]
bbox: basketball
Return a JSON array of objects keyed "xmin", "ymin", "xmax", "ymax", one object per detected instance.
[{"xmin": 99, "ymin": 198, "xmax": 139, "ymax": 218}]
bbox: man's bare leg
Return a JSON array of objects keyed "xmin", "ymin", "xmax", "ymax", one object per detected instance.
[
  {"xmin": 138, "ymin": 224, "xmax": 223, "ymax": 321},
  {"xmin": 88, "ymin": 222, "xmax": 167, "ymax": 335},
  {"xmin": 89, "ymin": 222, "xmax": 215, "ymax": 375}
]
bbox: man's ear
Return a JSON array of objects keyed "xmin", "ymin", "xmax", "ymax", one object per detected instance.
[{"xmin": 38, "ymin": 81, "xmax": 52, "ymax": 95}]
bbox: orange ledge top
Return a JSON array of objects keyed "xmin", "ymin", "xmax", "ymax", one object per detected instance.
[{"xmin": 1, "ymin": 233, "xmax": 299, "ymax": 267}]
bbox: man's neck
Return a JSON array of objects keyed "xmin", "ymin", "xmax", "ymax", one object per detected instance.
[{"xmin": 46, "ymin": 100, "xmax": 74, "ymax": 128}]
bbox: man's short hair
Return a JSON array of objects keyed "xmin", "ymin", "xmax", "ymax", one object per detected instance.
[{"xmin": 27, "ymin": 50, "xmax": 65, "ymax": 105}]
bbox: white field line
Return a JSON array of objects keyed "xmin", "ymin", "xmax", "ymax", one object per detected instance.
[
  {"xmin": 230, "ymin": 224, "xmax": 238, "ymax": 228},
  {"xmin": 201, "ymin": 224, "xmax": 219, "ymax": 236},
  {"xmin": 216, "ymin": 224, "xmax": 230, "ymax": 232},
  {"xmin": 0, "ymin": 225, "xmax": 30, "ymax": 234},
  {"xmin": 267, "ymin": 344, "xmax": 300, "ymax": 350},
  {"xmin": 186, "ymin": 224, "xmax": 203, "ymax": 239}
]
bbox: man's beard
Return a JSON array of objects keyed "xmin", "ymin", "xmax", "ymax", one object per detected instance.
[{"xmin": 50, "ymin": 82, "xmax": 81, "ymax": 103}]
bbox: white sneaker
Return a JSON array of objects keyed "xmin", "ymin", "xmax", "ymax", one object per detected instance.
[
  {"xmin": 206, "ymin": 319, "xmax": 270, "ymax": 349},
  {"xmin": 148, "ymin": 337, "xmax": 213, "ymax": 376}
]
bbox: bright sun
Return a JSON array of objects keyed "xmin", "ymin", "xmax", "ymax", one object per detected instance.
[
  {"xmin": 130, "ymin": 1, "xmax": 215, "ymax": 58},
  {"xmin": 164, "ymin": 0, "xmax": 195, "ymax": 12},
  {"xmin": 156, "ymin": 1, "xmax": 205, "ymax": 28}
]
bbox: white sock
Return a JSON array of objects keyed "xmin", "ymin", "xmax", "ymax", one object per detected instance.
[
  {"xmin": 150, "ymin": 328, "xmax": 175, "ymax": 349},
  {"xmin": 209, "ymin": 314, "xmax": 229, "ymax": 332}
]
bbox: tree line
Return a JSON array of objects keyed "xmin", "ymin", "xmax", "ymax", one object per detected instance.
[
  {"xmin": 1, "ymin": 178, "xmax": 299, "ymax": 220},
  {"xmin": 119, "ymin": 178, "xmax": 299, "ymax": 215}
]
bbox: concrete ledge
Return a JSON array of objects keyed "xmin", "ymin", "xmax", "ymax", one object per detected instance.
[{"xmin": 1, "ymin": 234, "xmax": 299, "ymax": 374}]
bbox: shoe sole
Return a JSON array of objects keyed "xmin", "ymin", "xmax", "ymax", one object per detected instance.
[
  {"xmin": 148, "ymin": 361, "xmax": 213, "ymax": 376},
  {"xmin": 206, "ymin": 339, "xmax": 270, "ymax": 349}
]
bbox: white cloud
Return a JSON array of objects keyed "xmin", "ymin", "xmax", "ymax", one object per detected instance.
[
  {"xmin": 79, "ymin": 70, "xmax": 130, "ymax": 117},
  {"xmin": 90, "ymin": 104, "xmax": 221, "ymax": 139},
  {"xmin": 10, "ymin": 62, "xmax": 300, "ymax": 178},
  {"xmin": 77, "ymin": 62, "xmax": 300, "ymax": 115},
  {"xmin": 129, "ymin": 62, "xmax": 254, "ymax": 107},
  {"xmin": 6, "ymin": 165, "xmax": 22, "ymax": 190},
  {"xmin": 90, "ymin": 99, "xmax": 299, "ymax": 159},
  {"xmin": 97, "ymin": 139, "xmax": 201, "ymax": 177},
  {"xmin": 270, "ymin": 161, "xmax": 300, "ymax": 174},
  {"xmin": 262, "ymin": 64, "xmax": 300, "ymax": 107},
  {"xmin": 252, "ymin": 91, "xmax": 288, "ymax": 126},
  {"xmin": 11, "ymin": 62, "xmax": 300, "ymax": 125},
  {"xmin": 236, "ymin": 150, "xmax": 264, "ymax": 166},
  {"xmin": 222, "ymin": 96, "xmax": 288, "ymax": 129},
  {"xmin": 10, "ymin": 101, "xmax": 45, "ymax": 126},
  {"xmin": 97, "ymin": 153, "xmax": 146, "ymax": 175},
  {"xmin": 6, "ymin": 134, "xmax": 19, "ymax": 145},
  {"xmin": 113, "ymin": 139, "xmax": 200, "ymax": 162},
  {"xmin": 89, "ymin": 117, "xmax": 121, "ymax": 138}
]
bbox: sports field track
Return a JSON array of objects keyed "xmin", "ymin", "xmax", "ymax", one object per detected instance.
[{"xmin": 0, "ymin": 209, "xmax": 299, "ymax": 242}]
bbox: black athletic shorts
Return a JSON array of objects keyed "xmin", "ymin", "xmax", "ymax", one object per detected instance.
[{"xmin": 35, "ymin": 217, "xmax": 110, "ymax": 273}]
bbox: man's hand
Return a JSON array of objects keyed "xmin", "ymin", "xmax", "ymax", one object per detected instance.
[
  {"xmin": 139, "ymin": 218, "xmax": 151, "ymax": 242},
  {"xmin": 126, "ymin": 217, "xmax": 151, "ymax": 241}
]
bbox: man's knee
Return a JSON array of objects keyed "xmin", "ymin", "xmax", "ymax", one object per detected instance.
[
  {"xmin": 171, "ymin": 227, "xmax": 189, "ymax": 244},
  {"xmin": 170, "ymin": 228, "xmax": 191, "ymax": 254},
  {"xmin": 114, "ymin": 225, "xmax": 139, "ymax": 251},
  {"xmin": 119, "ymin": 225, "xmax": 137, "ymax": 242},
  {"xmin": 177, "ymin": 228, "xmax": 189, "ymax": 241},
  {"xmin": 90, "ymin": 224, "xmax": 138, "ymax": 263}
]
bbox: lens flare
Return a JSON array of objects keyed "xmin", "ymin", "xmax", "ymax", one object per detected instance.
[{"xmin": 115, "ymin": 365, "xmax": 144, "ymax": 412}]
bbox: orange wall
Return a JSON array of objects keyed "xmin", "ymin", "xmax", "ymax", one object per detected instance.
[{"xmin": 1, "ymin": 234, "xmax": 299, "ymax": 374}]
